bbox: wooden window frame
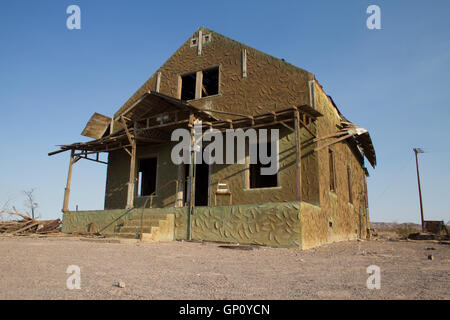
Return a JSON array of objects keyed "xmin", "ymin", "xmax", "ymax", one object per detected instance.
[{"xmin": 177, "ymin": 66, "xmax": 221, "ymax": 101}]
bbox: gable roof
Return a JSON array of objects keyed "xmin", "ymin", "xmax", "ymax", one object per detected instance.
[{"xmin": 113, "ymin": 26, "xmax": 314, "ymax": 119}]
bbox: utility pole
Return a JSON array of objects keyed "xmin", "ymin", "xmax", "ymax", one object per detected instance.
[{"xmin": 413, "ymin": 148, "xmax": 425, "ymax": 231}]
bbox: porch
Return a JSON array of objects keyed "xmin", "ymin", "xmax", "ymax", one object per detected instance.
[
  {"xmin": 61, "ymin": 201, "xmax": 324, "ymax": 248},
  {"xmin": 50, "ymin": 91, "xmax": 323, "ymax": 242}
]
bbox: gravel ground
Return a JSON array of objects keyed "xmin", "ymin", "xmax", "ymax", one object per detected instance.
[{"xmin": 0, "ymin": 236, "xmax": 448, "ymax": 300}]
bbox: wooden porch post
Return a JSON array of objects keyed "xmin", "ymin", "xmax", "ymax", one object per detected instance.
[
  {"xmin": 120, "ymin": 116, "xmax": 137, "ymax": 210},
  {"xmin": 176, "ymin": 164, "xmax": 185, "ymax": 207},
  {"xmin": 62, "ymin": 150, "xmax": 76, "ymax": 212},
  {"xmin": 294, "ymin": 109, "xmax": 303, "ymax": 202},
  {"xmin": 187, "ymin": 114, "xmax": 196, "ymax": 240},
  {"xmin": 126, "ymin": 142, "xmax": 136, "ymax": 209}
]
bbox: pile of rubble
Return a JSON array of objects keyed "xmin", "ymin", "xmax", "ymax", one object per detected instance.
[
  {"xmin": 407, "ymin": 232, "xmax": 449, "ymax": 241},
  {"xmin": 0, "ymin": 207, "xmax": 61, "ymax": 236}
]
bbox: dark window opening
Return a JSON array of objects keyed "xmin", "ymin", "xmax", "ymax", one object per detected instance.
[
  {"xmin": 138, "ymin": 158, "xmax": 157, "ymax": 196},
  {"xmin": 329, "ymin": 148, "xmax": 336, "ymax": 192},
  {"xmin": 181, "ymin": 72, "xmax": 196, "ymax": 100},
  {"xmin": 202, "ymin": 67, "xmax": 219, "ymax": 97},
  {"xmin": 249, "ymin": 141, "xmax": 278, "ymax": 189}
]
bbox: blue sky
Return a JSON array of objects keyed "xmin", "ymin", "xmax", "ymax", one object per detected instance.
[{"xmin": 0, "ymin": 0, "xmax": 449, "ymax": 223}]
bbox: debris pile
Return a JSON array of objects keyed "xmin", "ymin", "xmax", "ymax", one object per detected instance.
[
  {"xmin": 0, "ymin": 207, "xmax": 61, "ymax": 236},
  {"xmin": 407, "ymin": 232, "xmax": 449, "ymax": 241}
]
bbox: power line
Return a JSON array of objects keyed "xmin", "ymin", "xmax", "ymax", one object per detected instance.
[{"xmin": 372, "ymin": 155, "xmax": 414, "ymax": 202}]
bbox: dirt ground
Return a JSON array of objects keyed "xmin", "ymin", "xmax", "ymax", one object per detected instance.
[{"xmin": 0, "ymin": 236, "xmax": 448, "ymax": 300}]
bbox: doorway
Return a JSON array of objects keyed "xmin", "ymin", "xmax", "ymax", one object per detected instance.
[
  {"xmin": 138, "ymin": 157, "xmax": 157, "ymax": 196},
  {"xmin": 195, "ymin": 163, "xmax": 210, "ymax": 206},
  {"xmin": 183, "ymin": 163, "xmax": 210, "ymax": 206}
]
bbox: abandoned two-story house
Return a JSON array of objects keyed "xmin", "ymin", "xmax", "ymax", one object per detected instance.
[{"xmin": 49, "ymin": 27, "xmax": 376, "ymax": 249}]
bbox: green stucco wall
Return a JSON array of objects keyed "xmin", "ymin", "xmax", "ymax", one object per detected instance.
[
  {"xmin": 191, "ymin": 202, "xmax": 301, "ymax": 247},
  {"xmin": 62, "ymin": 202, "xmax": 332, "ymax": 248},
  {"xmin": 62, "ymin": 199, "xmax": 367, "ymax": 249}
]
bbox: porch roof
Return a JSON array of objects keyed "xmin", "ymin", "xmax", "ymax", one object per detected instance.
[
  {"xmin": 116, "ymin": 91, "xmax": 217, "ymax": 122},
  {"xmin": 49, "ymin": 97, "xmax": 323, "ymax": 157}
]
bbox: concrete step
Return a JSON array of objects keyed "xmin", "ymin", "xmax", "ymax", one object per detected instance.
[
  {"xmin": 122, "ymin": 220, "xmax": 160, "ymax": 227},
  {"xmin": 103, "ymin": 232, "xmax": 139, "ymax": 239},
  {"xmin": 140, "ymin": 226, "xmax": 161, "ymax": 242},
  {"xmin": 127, "ymin": 213, "xmax": 171, "ymax": 221},
  {"xmin": 80, "ymin": 238, "xmax": 139, "ymax": 244},
  {"xmin": 103, "ymin": 214, "xmax": 175, "ymax": 243},
  {"xmin": 119, "ymin": 226, "xmax": 154, "ymax": 233}
]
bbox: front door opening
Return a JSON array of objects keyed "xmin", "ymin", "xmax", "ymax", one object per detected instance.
[
  {"xmin": 138, "ymin": 157, "xmax": 157, "ymax": 196},
  {"xmin": 195, "ymin": 163, "xmax": 209, "ymax": 206},
  {"xmin": 183, "ymin": 163, "xmax": 209, "ymax": 206}
]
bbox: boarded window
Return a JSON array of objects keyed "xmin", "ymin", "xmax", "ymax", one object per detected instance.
[
  {"xmin": 347, "ymin": 165, "xmax": 353, "ymax": 203},
  {"xmin": 201, "ymin": 67, "xmax": 219, "ymax": 97},
  {"xmin": 249, "ymin": 140, "xmax": 278, "ymax": 189},
  {"xmin": 138, "ymin": 158, "xmax": 157, "ymax": 196},
  {"xmin": 181, "ymin": 72, "xmax": 196, "ymax": 100},
  {"xmin": 329, "ymin": 148, "xmax": 336, "ymax": 192}
]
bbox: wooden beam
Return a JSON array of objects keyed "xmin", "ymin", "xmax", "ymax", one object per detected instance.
[
  {"xmin": 136, "ymin": 109, "xmax": 181, "ymax": 123},
  {"xmin": 62, "ymin": 150, "xmax": 76, "ymax": 212},
  {"xmin": 78, "ymin": 155, "xmax": 108, "ymax": 165},
  {"xmin": 156, "ymin": 71, "xmax": 161, "ymax": 93},
  {"xmin": 120, "ymin": 116, "xmax": 134, "ymax": 145},
  {"xmin": 298, "ymin": 117, "xmax": 317, "ymax": 137},
  {"xmin": 195, "ymin": 70, "xmax": 203, "ymax": 99},
  {"xmin": 314, "ymin": 132, "xmax": 357, "ymax": 152},
  {"xmin": 126, "ymin": 142, "xmax": 136, "ymax": 209},
  {"xmin": 197, "ymin": 29, "xmax": 202, "ymax": 56},
  {"xmin": 201, "ymin": 84, "xmax": 208, "ymax": 96},
  {"xmin": 313, "ymin": 130, "xmax": 347, "ymax": 142},
  {"xmin": 123, "ymin": 146, "xmax": 132, "ymax": 157},
  {"xmin": 242, "ymin": 48, "xmax": 247, "ymax": 78},
  {"xmin": 279, "ymin": 121, "xmax": 294, "ymax": 132},
  {"xmin": 134, "ymin": 119, "xmax": 189, "ymax": 132},
  {"xmin": 48, "ymin": 149, "xmax": 69, "ymax": 156},
  {"xmin": 187, "ymin": 114, "xmax": 195, "ymax": 240},
  {"xmin": 135, "ymin": 136, "xmax": 167, "ymax": 144},
  {"xmin": 177, "ymin": 75, "xmax": 182, "ymax": 99},
  {"xmin": 176, "ymin": 164, "xmax": 184, "ymax": 208}
]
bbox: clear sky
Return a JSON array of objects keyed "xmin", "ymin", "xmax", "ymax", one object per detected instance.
[{"xmin": 0, "ymin": 0, "xmax": 449, "ymax": 223}]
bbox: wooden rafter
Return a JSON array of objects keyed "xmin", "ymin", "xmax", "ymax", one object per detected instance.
[{"xmin": 314, "ymin": 132, "xmax": 357, "ymax": 152}]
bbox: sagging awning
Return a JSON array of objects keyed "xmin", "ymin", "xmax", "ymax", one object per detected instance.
[{"xmin": 81, "ymin": 112, "xmax": 111, "ymax": 139}]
